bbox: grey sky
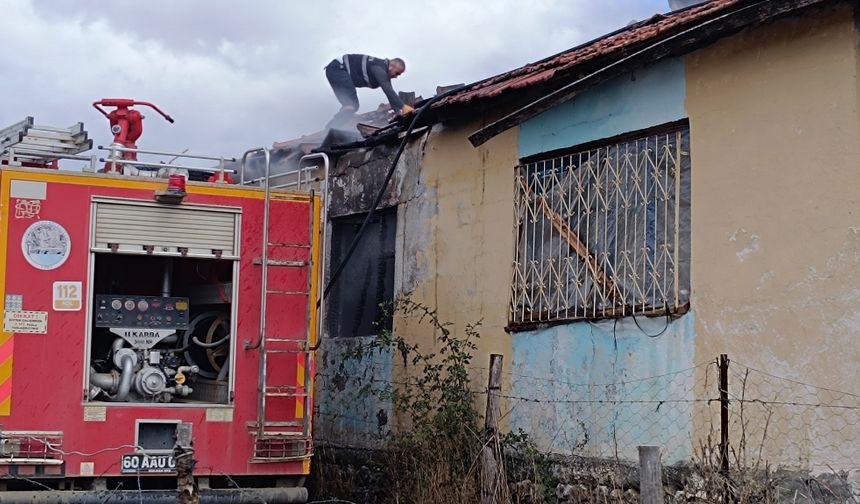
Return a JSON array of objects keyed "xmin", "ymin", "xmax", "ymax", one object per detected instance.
[{"xmin": 1, "ymin": 0, "xmax": 668, "ymax": 163}]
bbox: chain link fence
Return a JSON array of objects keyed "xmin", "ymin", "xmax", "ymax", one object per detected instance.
[
  {"xmin": 314, "ymin": 351, "xmax": 859, "ymax": 503},
  {"xmin": 503, "ymin": 361, "xmax": 716, "ymax": 466}
]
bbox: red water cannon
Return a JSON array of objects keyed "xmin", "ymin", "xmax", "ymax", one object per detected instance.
[{"xmin": 93, "ymin": 99, "xmax": 174, "ymax": 167}]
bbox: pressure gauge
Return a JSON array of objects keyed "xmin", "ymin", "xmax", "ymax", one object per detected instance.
[
  {"xmin": 111, "ymin": 299, "xmax": 122, "ymax": 310},
  {"xmin": 137, "ymin": 300, "xmax": 149, "ymax": 311},
  {"xmin": 124, "ymin": 300, "xmax": 136, "ymax": 311}
]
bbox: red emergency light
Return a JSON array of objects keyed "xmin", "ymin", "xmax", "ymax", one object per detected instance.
[{"xmin": 167, "ymin": 173, "xmax": 187, "ymax": 194}]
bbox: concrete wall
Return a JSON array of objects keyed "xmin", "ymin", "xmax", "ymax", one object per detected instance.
[
  {"xmin": 686, "ymin": 3, "xmax": 860, "ymax": 472},
  {"xmin": 316, "ymin": 338, "xmax": 393, "ymax": 446},
  {"xmin": 519, "ymin": 57, "xmax": 686, "ymax": 158},
  {"xmin": 316, "ymin": 123, "xmax": 519, "ymax": 442},
  {"xmin": 316, "ymin": 142, "xmax": 425, "ymax": 446},
  {"xmin": 394, "ymin": 121, "xmax": 519, "ymax": 394},
  {"xmin": 509, "ymin": 315, "xmax": 697, "ymax": 464}
]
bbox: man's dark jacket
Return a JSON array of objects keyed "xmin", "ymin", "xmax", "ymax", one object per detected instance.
[{"xmin": 340, "ymin": 54, "xmax": 404, "ymax": 110}]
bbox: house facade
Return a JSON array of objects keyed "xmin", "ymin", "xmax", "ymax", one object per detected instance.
[{"xmin": 316, "ymin": 0, "xmax": 859, "ymax": 480}]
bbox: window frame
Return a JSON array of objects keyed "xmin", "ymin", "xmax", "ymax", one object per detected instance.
[
  {"xmin": 509, "ymin": 121, "xmax": 691, "ymax": 330},
  {"xmin": 326, "ymin": 207, "xmax": 397, "ymax": 338}
]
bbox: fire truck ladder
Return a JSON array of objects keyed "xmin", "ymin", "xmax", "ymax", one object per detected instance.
[
  {"xmin": 0, "ymin": 117, "xmax": 97, "ymax": 169},
  {"xmin": 240, "ymin": 149, "xmax": 328, "ymax": 462}
]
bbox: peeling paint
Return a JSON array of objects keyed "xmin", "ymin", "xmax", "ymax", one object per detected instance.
[
  {"xmin": 755, "ymin": 270, "xmax": 774, "ymax": 290},
  {"xmin": 509, "ymin": 314, "xmax": 696, "ymax": 464},
  {"xmin": 736, "ymin": 235, "xmax": 759, "ymax": 261},
  {"xmin": 318, "ymin": 130, "xmax": 440, "ymax": 444},
  {"xmin": 316, "ymin": 337, "xmax": 394, "ymax": 446},
  {"xmin": 729, "ymin": 229, "xmax": 760, "ymax": 262}
]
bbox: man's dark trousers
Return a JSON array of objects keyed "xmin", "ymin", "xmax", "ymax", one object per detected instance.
[{"xmin": 325, "ymin": 59, "xmax": 359, "ymax": 128}]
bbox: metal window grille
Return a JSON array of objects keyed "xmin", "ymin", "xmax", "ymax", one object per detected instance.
[{"xmin": 510, "ymin": 126, "xmax": 691, "ymax": 325}]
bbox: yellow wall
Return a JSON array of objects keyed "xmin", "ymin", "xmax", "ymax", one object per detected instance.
[
  {"xmin": 687, "ymin": 4, "xmax": 860, "ymax": 470},
  {"xmin": 316, "ymin": 122, "xmax": 519, "ymax": 439},
  {"xmin": 393, "ymin": 121, "xmax": 518, "ymax": 403}
]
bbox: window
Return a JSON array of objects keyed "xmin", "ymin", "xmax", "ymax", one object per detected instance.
[
  {"xmin": 328, "ymin": 208, "xmax": 397, "ymax": 338},
  {"xmin": 510, "ymin": 124, "xmax": 691, "ymax": 326}
]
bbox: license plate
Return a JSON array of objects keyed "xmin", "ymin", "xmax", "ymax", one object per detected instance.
[{"xmin": 120, "ymin": 453, "xmax": 176, "ymax": 474}]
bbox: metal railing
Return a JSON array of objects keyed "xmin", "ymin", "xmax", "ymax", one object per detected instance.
[
  {"xmin": 298, "ymin": 154, "xmax": 329, "ymax": 352},
  {"xmin": 510, "ymin": 126, "xmax": 691, "ymax": 325},
  {"xmin": 240, "ymin": 151, "xmax": 329, "ymax": 192},
  {"xmin": 240, "ymin": 147, "xmax": 272, "ymax": 354},
  {"xmin": 98, "ymin": 145, "xmax": 236, "ymax": 177}
]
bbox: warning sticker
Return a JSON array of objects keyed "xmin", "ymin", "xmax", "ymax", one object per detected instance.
[
  {"xmin": 10, "ymin": 180, "xmax": 47, "ymax": 200},
  {"xmin": 79, "ymin": 462, "xmax": 95, "ymax": 476},
  {"xmin": 83, "ymin": 406, "xmax": 107, "ymax": 422},
  {"xmin": 3, "ymin": 310, "xmax": 48, "ymax": 334},
  {"xmin": 206, "ymin": 408, "xmax": 233, "ymax": 422},
  {"xmin": 53, "ymin": 281, "xmax": 83, "ymax": 311}
]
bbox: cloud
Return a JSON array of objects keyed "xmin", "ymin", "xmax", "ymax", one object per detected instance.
[{"xmin": 2, "ymin": 0, "xmax": 667, "ymax": 164}]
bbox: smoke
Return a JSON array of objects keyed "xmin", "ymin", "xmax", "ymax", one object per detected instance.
[{"xmin": 5, "ymin": 0, "xmax": 668, "ymax": 158}]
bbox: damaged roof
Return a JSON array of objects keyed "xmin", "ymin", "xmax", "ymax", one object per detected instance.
[
  {"xmin": 418, "ymin": 0, "xmax": 831, "ymax": 146},
  {"xmin": 273, "ymin": 0, "xmax": 831, "ymax": 153},
  {"xmin": 432, "ymin": 0, "xmax": 744, "ymax": 108}
]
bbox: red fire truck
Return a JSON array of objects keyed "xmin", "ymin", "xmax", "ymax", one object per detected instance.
[{"xmin": 0, "ymin": 104, "xmax": 328, "ymax": 502}]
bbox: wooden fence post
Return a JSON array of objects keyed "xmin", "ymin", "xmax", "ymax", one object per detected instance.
[
  {"xmin": 638, "ymin": 445, "xmax": 663, "ymax": 504},
  {"xmin": 719, "ymin": 353, "xmax": 731, "ymax": 504},
  {"xmin": 175, "ymin": 422, "xmax": 198, "ymax": 504},
  {"xmin": 481, "ymin": 354, "xmax": 504, "ymax": 504}
]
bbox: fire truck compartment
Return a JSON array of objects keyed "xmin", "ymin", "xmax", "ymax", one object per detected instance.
[{"xmin": 87, "ymin": 253, "xmax": 236, "ymax": 405}]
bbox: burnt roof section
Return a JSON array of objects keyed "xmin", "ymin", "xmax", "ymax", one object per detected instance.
[
  {"xmin": 270, "ymin": 88, "xmax": 426, "ymax": 155},
  {"xmin": 271, "ymin": 0, "xmax": 833, "ymax": 154}
]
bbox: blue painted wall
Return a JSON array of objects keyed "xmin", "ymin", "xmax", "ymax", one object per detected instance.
[
  {"xmin": 518, "ymin": 57, "xmax": 686, "ymax": 158},
  {"xmin": 511, "ymin": 58, "xmax": 694, "ymax": 463},
  {"xmin": 316, "ymin": 337, "xmax": 394, "ymax": 447},
  {"xmin": 509, "ymin": 314, "xmax": 697, "ymax": 464}
]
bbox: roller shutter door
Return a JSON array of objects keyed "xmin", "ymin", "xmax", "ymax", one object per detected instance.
[{"xmin": 92, "ymin": 198, "xmax": 240, "ymax": 258}]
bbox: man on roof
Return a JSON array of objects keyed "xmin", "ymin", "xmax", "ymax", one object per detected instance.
[{"xmin": 324, "ymin": 54, "xmax": 414, "ymax": 128}]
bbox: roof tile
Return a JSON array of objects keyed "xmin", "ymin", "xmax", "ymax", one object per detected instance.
[{"xmin": 435, "ymin": 0, "xmax": 740, "ymax": 107}]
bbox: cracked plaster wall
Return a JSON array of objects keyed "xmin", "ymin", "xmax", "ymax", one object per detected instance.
[
  {"xmin": 390, "ymin": 121, "xmax": 519, "ymax": 420},
  {"xmin": 316, "ymin": 139, "xmax": 428, "ymax": 446},
  {"xmin": 686, "ymin": 3, "xmax": 860, "ymax": 474},
  {"xmin": 509, "ymin": 315, "xmax": 697, "ymax": 465},
  {"xmin": 318, "ymin": 122, "xmax": 518, "ymax": 440}
]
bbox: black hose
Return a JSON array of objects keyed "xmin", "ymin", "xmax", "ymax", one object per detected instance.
[{"xmin": 310, "ymin": 84, "xmax": 469, "ymax": 352}]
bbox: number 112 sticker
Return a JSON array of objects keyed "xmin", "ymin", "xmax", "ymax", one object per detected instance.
[{"xmin": 53, "ymin": 281, "xmax": 82, "ymax": 311}]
